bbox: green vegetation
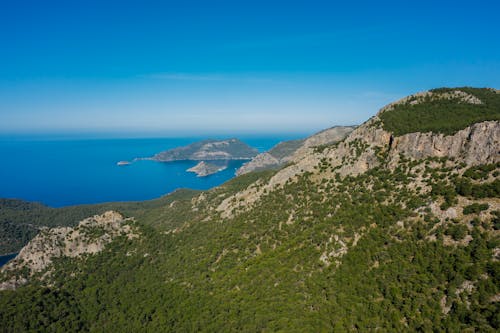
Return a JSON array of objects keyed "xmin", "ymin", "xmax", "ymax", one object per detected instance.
[
  {"xmin": 445, "ymin": 223, "xmax": 468, "ymax": 240},
  {"xmin": 463, "ymin": 163, "xmax": 500, "ymax": 180},
  {"xmin": 380, "ymin": 88, "xmax": 500, "ymax": 136},
  {"xmin": 152, "ymin": 138, "xmax": 258, "ymax": 161},
  {"xmin": 492, "ymin": 211, "xmax": 500, "ymax": 230},
  {"xmin": 0, "ymin": 286, "xmax": 85, "ymax": 332},
  {"xmin": 267, "ymin": 138, "xmax": 304, "ymax": 160},
  {"xmin": 0, "ymin": 88, "xmax": 499, "ymax": 331},
  {"xmin": 463, "ymin": 203, "xmax": 489, "ymax": 215},
  {"xmin": 0, "ymin": 155, "xmax": 498, "ymax": 332},
  {"xmin": 0, "ymin": 190, "xmax": 199, "ymax": 255},
  {"xmin": 431, "ymin": 181, "xmax": 457, "ymax": 210},
  {"xmin": 455, "ymin": 178, "xmax": 500, "ymax": 199}
]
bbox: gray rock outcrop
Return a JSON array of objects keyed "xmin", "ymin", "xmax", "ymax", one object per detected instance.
[
  {"xmin": 218, "ymin": 93, "xmax": 500, "ymax": 219},
  {"xmin": 236, "ymin": 126, "xmax": 355, "ymax": 176},
  {"xmin": 187, "ymin": 161, "xmax": 228, "ymax": 177},
  {"xmin": 0, "ymin": 211, "xmax": 137, "ymax": 290}
]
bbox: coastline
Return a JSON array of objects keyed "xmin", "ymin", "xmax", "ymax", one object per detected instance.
[{"xmin": 0, "ymin": 253, "xmax": 18, "ymax": 268}]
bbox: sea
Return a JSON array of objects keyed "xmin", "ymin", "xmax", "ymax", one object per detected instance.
[
  {"xmin": 0, "ymin": 253, "xmax": 17, "ymax": 267},
  {"xmin": 0, "ymin": 135, "xmax": 298, "ymax": 207}
]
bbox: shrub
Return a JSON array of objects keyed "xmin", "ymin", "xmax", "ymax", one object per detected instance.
[
  {"xmin": 463, "ymin": 203, "xmax": 489, "ymax": 215},
  {"xmin": 445, "ymin": 224, "xmax": 468, "ymax": 240}
]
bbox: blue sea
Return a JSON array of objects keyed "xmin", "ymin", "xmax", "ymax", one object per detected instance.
[
  {"xmin": 0, "ymin": 253, "xmax": 17, "ymax": 267},
  {"xmin": 0, "ymin": 136, "xmax": 295, "ymax": 207}
]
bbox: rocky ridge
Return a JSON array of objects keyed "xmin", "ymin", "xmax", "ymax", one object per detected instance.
[
  {"xmin": 217, "ymin": 91, "xmax": 500, "ymax": 218},
  {"xmin": 379, "ymin": 89, "xmax": 484, "ymax": 114},
  {"xmin": 236, "ymin": 126, "xmax": 355, "ymax": 176},
  {"xmin": 0, "ymin": 211, "xmax": 137, "ymax": 290}
]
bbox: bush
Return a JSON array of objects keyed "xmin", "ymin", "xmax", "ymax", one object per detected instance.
[
  {"xmin": 445, "ymin": 224, "xmax": 468, "ymax": 240},
  {"xmin": 492, "ymin": 211, "xmax": 500, "ymax": 231},
  {"xmin": 463, "ymin": 203, "xmax": 489, "ymax": 215},
  {"xmin": 455, "ymin": 179, "xmax": 500, "ymax": 199},
  {"xmin": 463, "ymin": 163, "xmax": 499, "ymax": 180}
]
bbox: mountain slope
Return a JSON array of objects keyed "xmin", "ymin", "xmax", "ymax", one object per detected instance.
[
  {"xmin": 219, "ymin": 88, "xmax": 499, "ymax": 218},
  {"xmin": 0, "ymin": 211, "xmax": 137, "ymax": 290},
  {"xmin": 236, "ymin": 126, "xmax": 355, "ymax": 175},
  {"xmin": 0, "ymin": 190, "xmax": 200, "ymax": 256},
  {"xmin": 0, "ymin": 87, "xmax": 499, "ymax": 332},
  {"xmin": 379, "ymin": 87, "xmax": 500, "ymax": 135}
]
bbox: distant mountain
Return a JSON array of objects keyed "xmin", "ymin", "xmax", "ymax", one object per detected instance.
[
  {"xmin": 147, "ymin": 138, "xmax": 259, "ymax": 162},
  {"xmin": 236, "ymin": 126, "xmax": 355, "ymax": 175}
]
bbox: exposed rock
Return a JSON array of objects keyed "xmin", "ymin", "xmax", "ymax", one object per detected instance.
[
  {"xmin": 187, "ymin": 161, "xmax": 228, "ymax": 177},
  {"xmin": 236, "ymin": 126, "xmax": 355, "ymax": 176},
  {"xmin": 455, "ymin": 280, "xmax": 475, "ymax": 297},
  {"xmin": 0, "ymin": 211, "xmax": 137, "ymax": 290},
  {"xmin": 429, "ymin": 202, "xmax": 458, "ymax": 220},
  {"xmin": 319, "ymin": 234, "xmax": 348, "ymax": 267},
  {"xmin": 387, "ymin": 121, "xmax": 500, "ymax": 167},
  {"xmin": 292, "ymin": 125, "xmax": 356, "ymax": 157},
  {"xmin": 218, "ymin": 109, "xmax": 499, "ymax": 219},
  {"xmin": 236, "ymin": 152, "xmax": 281, "ymax": 176},
  {"xmin": 440, "ymin": 296, "xmax": 452, "ymax": 315}
]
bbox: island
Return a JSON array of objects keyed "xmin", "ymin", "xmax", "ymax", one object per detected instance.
[
  {"xmin": 145, "ymin": 138, "xmax": 258, "ymax": 162},
  {"xmin": 120, "ymin": 139, "xmax": 257, "ymax": 174},
  {"xmin": 186, "ymin": 161, "xmax": 228, "ymax": 177}
]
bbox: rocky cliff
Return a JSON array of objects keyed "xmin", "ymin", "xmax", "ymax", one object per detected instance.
[
  {"xmin": 0, "ymin": 211, "xmax": 137, "ymax": 290},
  {"xmin": 218, "ymin": 89, "xmax": 500, "ymax": 218},
  {"xmin": 236, "ymin": 126, "xmax": 355, "ymax": 176}
]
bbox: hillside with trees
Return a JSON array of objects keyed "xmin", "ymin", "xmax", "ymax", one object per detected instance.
[
  {"xmin": 379, "ymin": 88, "xmax": 500, "ymax": 136},
  {"xmin": 0, "ymin": 88, "xmax": 499, "ymax": 332}
]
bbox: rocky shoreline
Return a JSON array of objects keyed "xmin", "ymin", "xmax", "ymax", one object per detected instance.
[{"xmin": 187, "ymin": 161, "xmax": 228, "ymax": 177}]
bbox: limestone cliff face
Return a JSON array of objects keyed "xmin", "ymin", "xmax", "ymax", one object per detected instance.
[
  {"xmin": 236, "ymin": 152, "xmax": 281, "ymax": 176},
  {"xmin": 0, "ymin": 211, "xmax": 137, "ymax": 290},
  {"xmin": 318, "ymin": 117, "xmax": 499, "ymax": 175},
  {"xmin": 236, "ymin": 126, "xmax": 355, "ymax": 176},
  {"xmin": 217, "ymin": 92, "xmax": 499, "ymax": 219},
  {"xmin": 292, "ymin": 125, "xmax": 356, "ymax": 158},
  {"xmin": 387, "ymin": 121, "xmax": 499, "ymax": 167}
]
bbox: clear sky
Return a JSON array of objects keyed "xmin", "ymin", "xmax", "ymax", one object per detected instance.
[{"xmin": 1, "ymin": 0, "xmax": 499, "ymax": 137}]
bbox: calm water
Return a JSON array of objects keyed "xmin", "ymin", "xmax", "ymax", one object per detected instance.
[
  {"xmin": 0, "ymin": 253, "xmax": 17, "ymax": 267},
  {"xmin": 0, "ymin": 136, "xmax": 293, "ymax": 207}
]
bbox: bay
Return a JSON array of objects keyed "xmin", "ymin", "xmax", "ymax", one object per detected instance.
[
  {"xmin": 0, "ymin": 253, "xmax": 17, "ymax": 268},
  {"xmin": 0, "ymin": 136, "xmax": 295, "ymax": 207}
]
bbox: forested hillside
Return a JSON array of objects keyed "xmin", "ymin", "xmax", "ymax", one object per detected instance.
[
  {"xmin": 0, "ymin": 190, "xmax": 199, "ymax": 255},
  {"xmin": 379, "ymin": 87, "xmax": 500, "ymax": 135},
  {"xmin": 0, "ymin": 88, "xmax": 499, "ymax": 332}
]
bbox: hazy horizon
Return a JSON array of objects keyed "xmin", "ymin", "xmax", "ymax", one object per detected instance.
[{"xmin": 1, "ymin": 0, "xmax": 499, "ymax": 135}]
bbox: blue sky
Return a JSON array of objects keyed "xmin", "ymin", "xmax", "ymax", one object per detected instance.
[{"xmin": 0, "ymin": 0, "xmax": 499, "ymax": 137}]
